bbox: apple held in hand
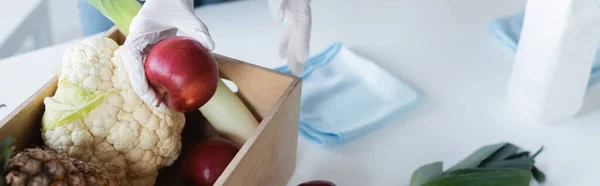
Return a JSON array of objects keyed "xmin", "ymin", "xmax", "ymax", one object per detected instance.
[
  {"xmin": 144, "ymin": 36, "xmax": 219, "ymax": 113},
  {"xmin": 181, "ymin": 137, "xmax": 239, "ymax": 186}
]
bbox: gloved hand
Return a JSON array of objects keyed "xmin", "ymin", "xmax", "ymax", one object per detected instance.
[
  {"xmin": 121, "ymin": 0, "xmax": 215, "ymax": 112},
  {"xmin": 269, "ymin": 0, "xmax": 312, "ymax": 76}
]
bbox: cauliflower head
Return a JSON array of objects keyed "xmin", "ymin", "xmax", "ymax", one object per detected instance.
[{"xmin": 41, "ymin": 37, "xmax": 186, "ymax": 186}]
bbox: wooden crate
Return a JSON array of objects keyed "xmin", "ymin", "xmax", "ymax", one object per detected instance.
[{"xmin": 0, "ymin": 26, "xmax": 302, "ymax": 186}]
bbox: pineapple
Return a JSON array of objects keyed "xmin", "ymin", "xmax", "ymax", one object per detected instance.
[{"xmin": 0, "ymin": 137, "xmax": 118, "ymax": 186}]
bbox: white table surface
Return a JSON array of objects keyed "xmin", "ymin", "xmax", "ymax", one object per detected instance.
[{"xmin": 2, "ymin": 0, "xmax": 600, "ymax": 185}]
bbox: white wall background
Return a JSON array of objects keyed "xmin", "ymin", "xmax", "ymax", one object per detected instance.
[
  {"xmin": 0, "ymin": 0, "xmax": 82, "ymax": 59},
  {"xmin": 49, "ymin": 0, "xmax": 82, "ymax": 45}
]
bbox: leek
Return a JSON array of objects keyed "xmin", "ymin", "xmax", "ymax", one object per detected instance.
[
  {"xmin": 200, "ymin": 79, "xmax": 259, "ymax": 148},
  {"xmin": 85, "ymin": 0, "xmax": 142, "ymax": 35},
  {"xmin": 84, "ymin": 0, "xmax": 260, "ymax": 147}
]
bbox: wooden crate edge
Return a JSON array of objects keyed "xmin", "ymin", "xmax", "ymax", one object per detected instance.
[
  {"xmin": 0, "ymin": 76, "xmax": 58, "ymax": 127},
  {"xmin": 215, "ymin": 77, "xmax": 302, "ymax": 185}
]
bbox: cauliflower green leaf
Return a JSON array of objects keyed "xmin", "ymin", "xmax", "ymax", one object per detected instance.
[{"xmin": 42, "ymin": 78, "xmax": 117, "ymax": 131}]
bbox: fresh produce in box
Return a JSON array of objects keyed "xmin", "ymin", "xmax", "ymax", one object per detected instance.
[
  {"xmin": 5, "ymin": 0, "xmax": 265, "ymax": 185},
  {"xmin": 40, "ymin": 37, "xmax": 186, "ymax": 186},
  {"xmin": 36, "ymin": 16, "xmax": 259, "ymax": 186}
]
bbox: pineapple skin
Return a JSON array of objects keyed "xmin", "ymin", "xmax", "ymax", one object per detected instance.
[{"xmin": 3, "ymin": 148, "xmax": 119, "ymax": 186}]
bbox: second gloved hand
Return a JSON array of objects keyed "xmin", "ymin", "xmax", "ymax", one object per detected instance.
[
  {"xmin": 269, "ymin": 0, "xmax": 312, "ymax": 76},
  {"xmin": 121, "ymin": 0, "xmax": 215, "ymax": 112}
]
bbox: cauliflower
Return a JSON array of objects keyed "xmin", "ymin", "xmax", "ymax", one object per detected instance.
[{"xmin": 41, "ymin": 37, "xmax": 186, "ymax": 186}]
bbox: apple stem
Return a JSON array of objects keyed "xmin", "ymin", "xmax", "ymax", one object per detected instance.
[{"xmin": 156, "ymin": 92, "xmax": 167, "ymax": 107}]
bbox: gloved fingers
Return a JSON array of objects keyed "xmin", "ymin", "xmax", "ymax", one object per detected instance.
[
  {"xmin": 126, "ymin": 17, "xmax": 178, "ymax": 51},
  {"xmin": 293, "ymin": 5, "xmax": 311, "ymax": 64},
  {"xmin": 278, "ymin": 13, "xmax": 293, "ymax": 58},
  {"xmin": 142, "ymin": 28, "xmax": 178, "ymax": 53},
  {"xmin": 288, "ymin": 29, "xmax": 305, "ymax": 76},
  {"xmin": 172, "ymin": 13, "xmax": 216, "ymax": 51},
  {"xmin": 182, "ymin": 0, "xmax": 194, "ymax": 9},
  {"xmin": 289, "ymin": 0, "xmax": 311, "ymax": 14},
  {"xmin": 268, "ymin": 0, "xmax": 285, "ymax": 22},
  {"xmin": 289, "ymin": 22, "xmax": 310, "ymax": 65},
  {"xmin": 140, "ymin": 85, "xmax": 166, "ymax": 112},
  {"xmin": 121, "ymin": 46, "xmax": 165, "ymax": 110},
  {"xmin": 287, "ymin": 52, "xmax": 305, "ymax": 76},
  {"xmin": 122, "ymin": 29, "xmax": 174, "ymax": 112}
]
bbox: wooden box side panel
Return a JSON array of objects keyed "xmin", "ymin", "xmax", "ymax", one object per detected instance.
[
  {"xmin": 216, "ymin": 79, "xmax": 301, "ymax": 186},
  {"xmin": 0, "ymin": 77, "xmax": 58, "ymax": 151},
  {"xmin": 104, "ymin": 27, "xmax": 126, "ymax": 45}
]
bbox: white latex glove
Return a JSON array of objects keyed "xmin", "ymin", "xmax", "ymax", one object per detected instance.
[
  {"xmin": 269, "ymin": 0, "xmax": 312, "ymax": 76},
  {"xmin": 121, "ymin": 0, "xmax": 215, "ymax": 112}
]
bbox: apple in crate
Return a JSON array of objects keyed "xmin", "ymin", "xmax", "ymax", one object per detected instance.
[{"xmin": 181, "ymin": 137, "xmax": 239, "ymax": 186}]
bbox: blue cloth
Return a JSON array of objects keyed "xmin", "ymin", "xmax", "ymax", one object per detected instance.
[
  {"xmin": 275, "ymin": 43, "xmax": 423, "ymax": 146},
  {"xmin": 489, "ymin": 11, "xmax": 600, "ymax": 86},
  {"xmin": 77, "ymin": 0, "xmax": 233, "ymax": 36}
]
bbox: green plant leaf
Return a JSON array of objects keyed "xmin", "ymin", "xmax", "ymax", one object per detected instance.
[
  {"xmin": 442, "ymin": 168, "xmax": 506, "ymax": 178},
  {"xmin": 532, "ymin": 166, "xmax": 546, "ymax": 183},
  {"xmin": 41, "ymin": 78, "xmax": 117, "ymax": 131},
  {"xmin": 481, "ymin": 143, "xmax": 520, "ymax": 163},
  {"xmin": 422, "ymin": 168, "xmax": 532, "ymax": 186},
  {"xmin": 480, "ymin": 155, "xmax": 534, "ymax": 171},
  {"xmin": 446, "ymin": 143, "xmax": 508, "ymax": 172},
  {"xmin": 506, "ymin": 151, "xmax": 530, "ymax": 160},
  {"xmin": 532, "ymin": 146, "xmax": 544, "ymax": 158},
  {"xmin": 410, "ymin": 161, "xmax": 443, "ymax": 186},
  {"xmin": 0, "ymin": 137, "xmax": 15, "ymax": 186}
]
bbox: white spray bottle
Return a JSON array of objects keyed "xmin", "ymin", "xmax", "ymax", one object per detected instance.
[{"xmin": 507, "ymin": 0, "xmax": 600, "ymax": 123}]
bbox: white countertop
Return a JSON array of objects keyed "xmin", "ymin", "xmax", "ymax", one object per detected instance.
[{"xmin": 2, "ymin": 0, "xmax": 600, "ymax": 185}]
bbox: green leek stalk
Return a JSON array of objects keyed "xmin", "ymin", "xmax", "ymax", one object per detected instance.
[
  {"xmin": 84, "ymin": 0, "xmax": 260, "ymax": 147},
  {"xmin": 200, "ymin": 80, "xmax": 259, "ymax": 148},
  {"xmin": 85, "ymin": 0, "xmax": 142, "ymax": 35}
]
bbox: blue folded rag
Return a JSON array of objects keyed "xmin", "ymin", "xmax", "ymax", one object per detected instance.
[
  {"xmin": 489, "ymin": 11, "xmax": 600, "ymax": 86},
  {"xmin": 275, "ymin": 43, "xmax": 423, "ymax": 146}
]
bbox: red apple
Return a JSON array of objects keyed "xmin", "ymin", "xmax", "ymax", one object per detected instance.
[
  {"xmin": 181, "ymin": 137, "xmax": 239, "ymax": 186},
  {"xmin": 298, "ymin": 180, "xmax": 337, "ymax": 186},
  {"xmin": 144, "ymin": 36, "xmax": 219, "ymax": 113}
]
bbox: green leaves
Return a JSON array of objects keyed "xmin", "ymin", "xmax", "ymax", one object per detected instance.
[
  {"xmin": 410, "ymin": 161, "xmax": 443, "ymax": 186},
  {"xmin": 41, "ymin": 78, "xmax": 117, "ymax": 132},
  {"xmin": 410, "ymin": 142, "xmax": 546, "ymax": 186},
  {"xmin": 85, "ymin": 0, "xmax": 142, "ymax": 35},
  {"xmin": 446, "ymin": 143, "xmax": 508, "ymax": 172},
  {"xmin": 422, "ymin": 168, "xmax": 532, "ymax": 186},
  {"xmin": 0, "ymin": 137, "xmax": 15, "ymax": 186}
]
